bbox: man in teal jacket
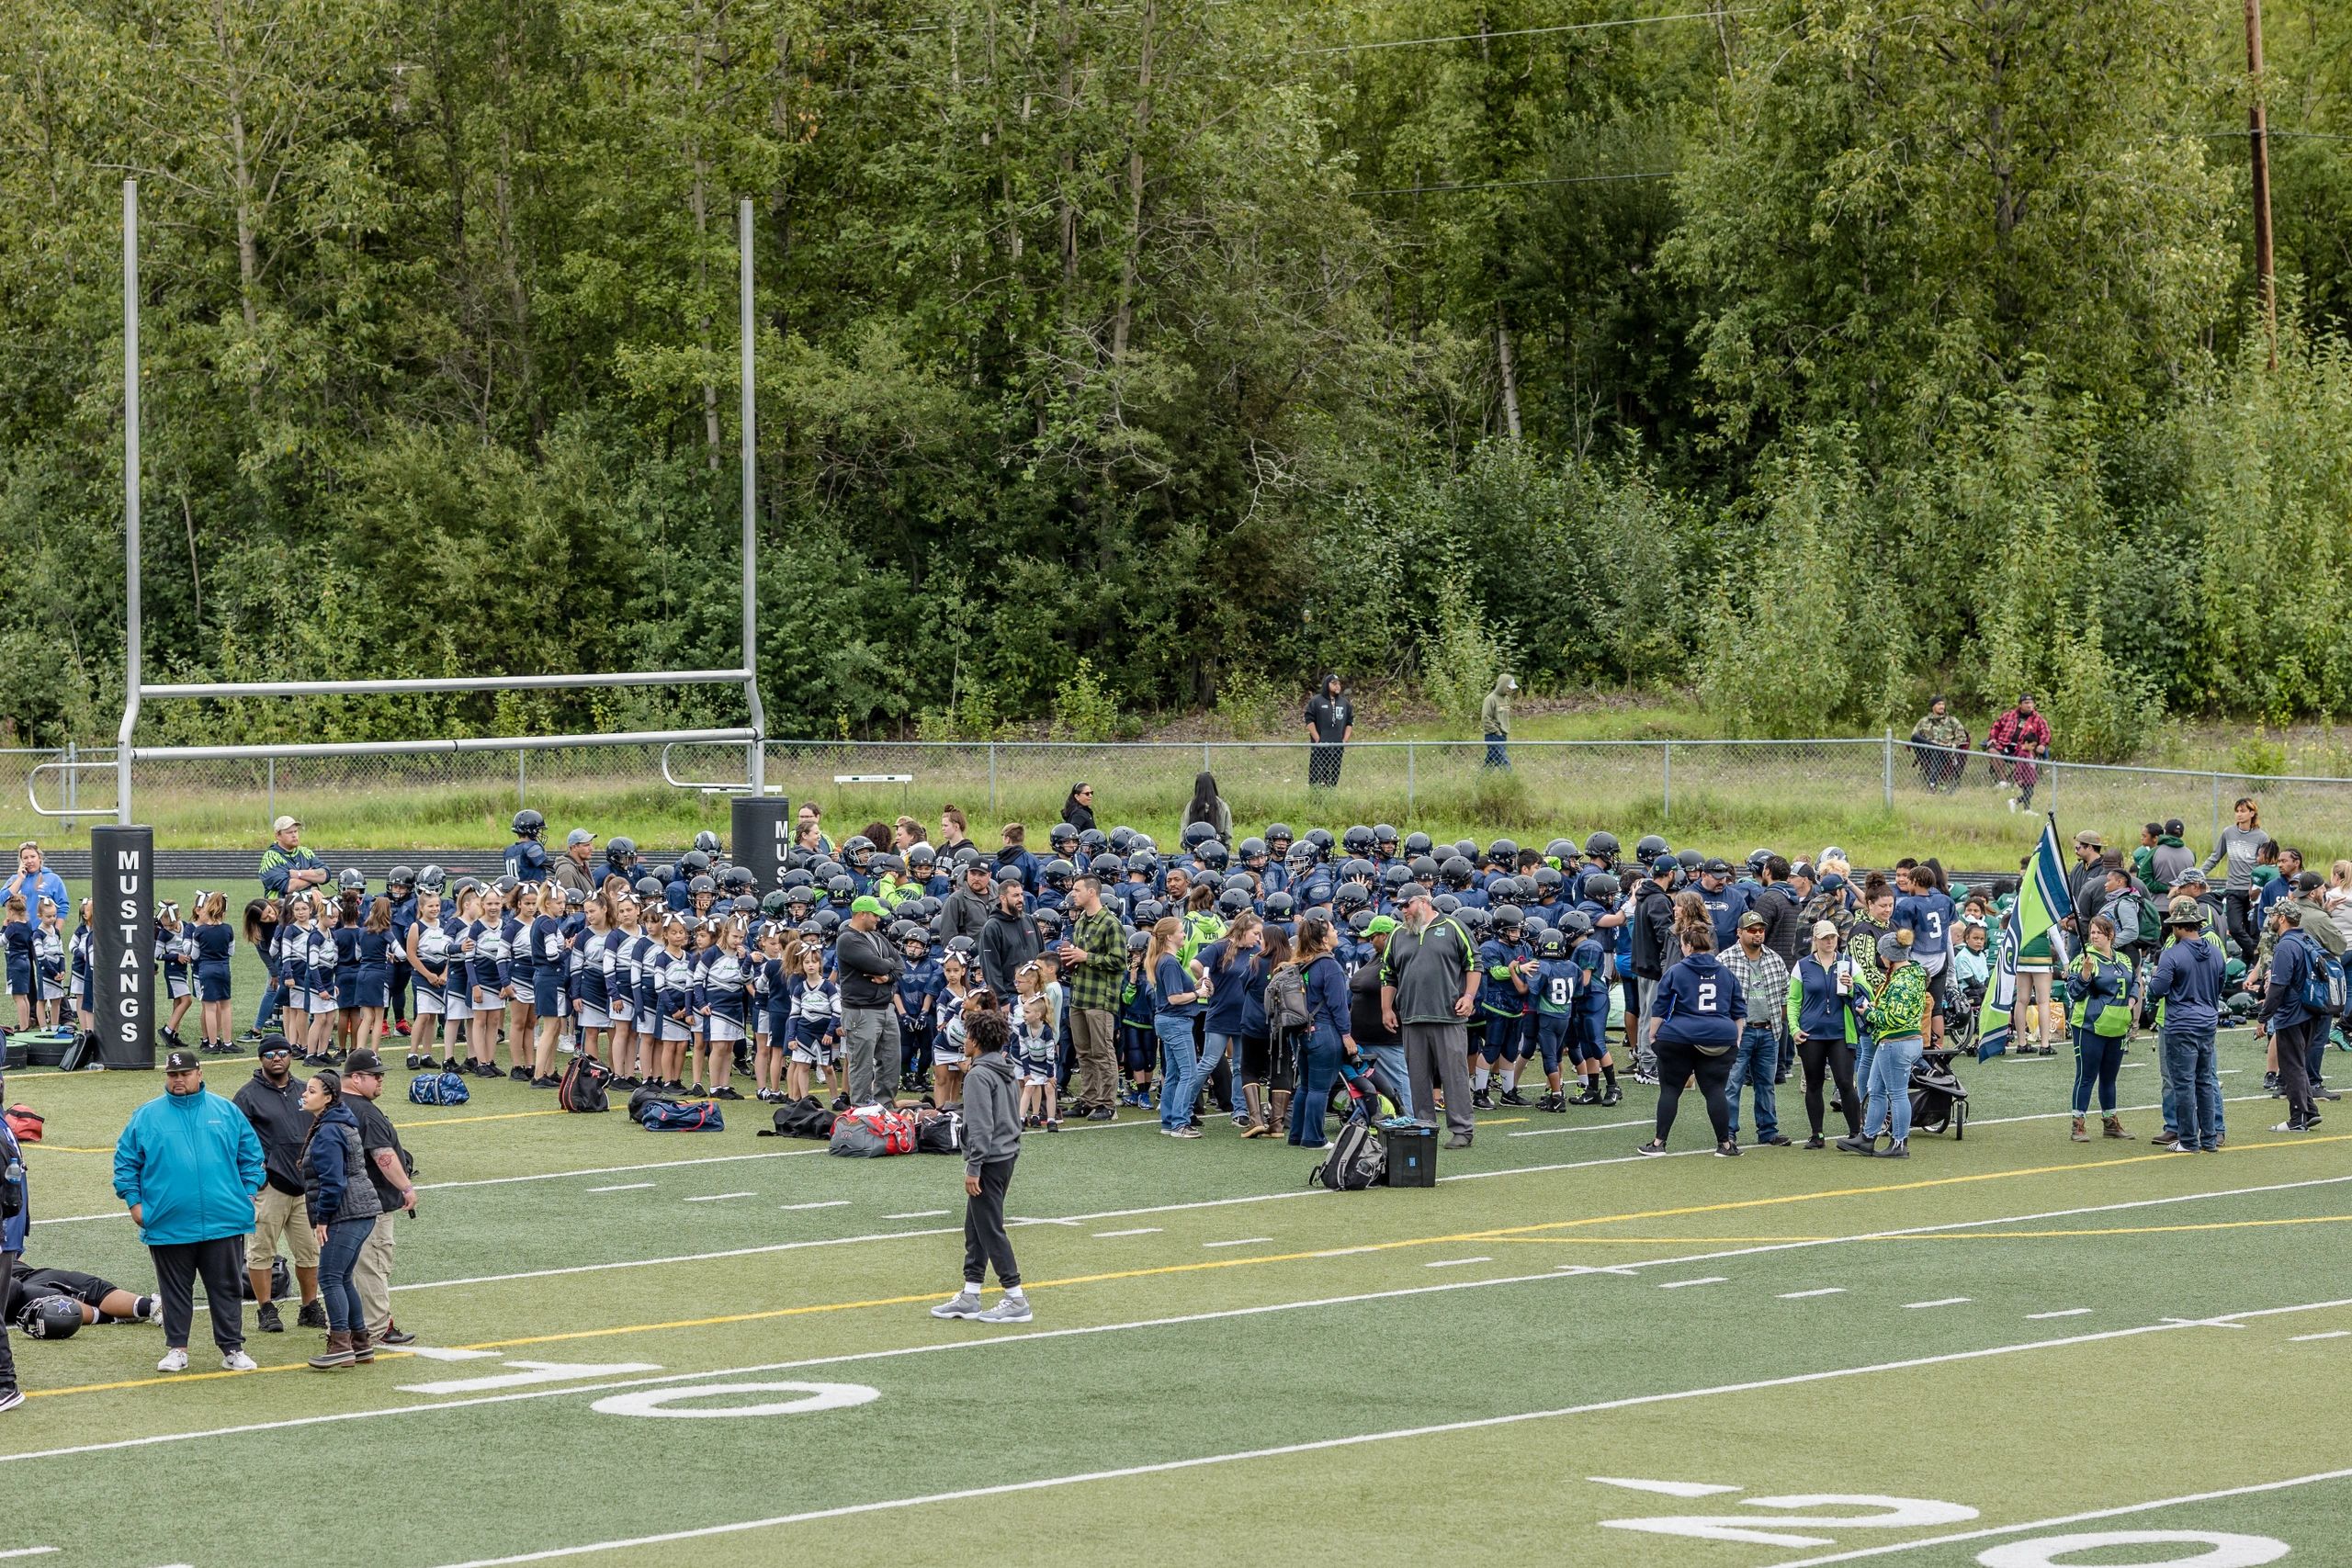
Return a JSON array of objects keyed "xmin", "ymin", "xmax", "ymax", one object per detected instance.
[{"xmin": 113, "ymin": 1050, "xmax": 266, "ymax": 1373}]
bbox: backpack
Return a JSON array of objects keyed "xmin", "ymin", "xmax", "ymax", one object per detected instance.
[
  {"xmin": 1309, "ymin": 1119, "xmax": 1386, "ymax": 1191},
  {"xmin": 628, "ymin": 1081, "xmax": 674, "ymax": 1122},
  {"xmin": 57, "ymin": 1031, "xmax": 97, "ymax": 1072},
  {"xmin": 1265, "ymin": 964, "xmax": 1312, "ymax": 1032},
  {"xmin": 756, "ymin": 1096, "xmax": 837, "ymax": 1140},
  {"xmin": 2296, "ymin": 931, "xmax": 2347, "ymax": 1017},
  {"xmin": 559, "ymin": 1055, "xmax": 612, "ymax": 1113},
  {"xmin": 5, "ymin": 1103, "xmax": 43, "ymax": 1143},
  {"xmin": 239, "ymin": 1254, "xmax": 294, "ymax": 1303},
  {"xmin": 640, "ymin": 1100, "xmax": 724, "ymax": 1132},
  {"xmin": 827, "ymin": 1106, "xmax": 916, "ymax": 1156},
  {"xmin": 407, "ymin": 1069, "xmax": 471, "ymax": 1106},
  {"xmin": 912, "ymin": 1108, "xmax": 964, "ymax": 1154}
]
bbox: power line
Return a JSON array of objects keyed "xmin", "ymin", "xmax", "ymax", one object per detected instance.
[{"xmin": 1355, "ymin": 169, "xmax": 1675, "ymax": 196}]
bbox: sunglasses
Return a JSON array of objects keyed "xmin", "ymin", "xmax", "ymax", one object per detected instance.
[{"xmin": 260, "ymin": 1049, "xmax": 293, "ymax": 1058}]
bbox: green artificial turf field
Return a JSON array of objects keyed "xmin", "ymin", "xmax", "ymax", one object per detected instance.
[{"xmin": 3, "ymin": 1007, "xmax": 2349, "ymax": 1568}]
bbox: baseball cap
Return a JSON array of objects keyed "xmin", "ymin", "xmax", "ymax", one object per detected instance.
[
  {"xmin": 344, "ymin": 1048, "xmax": 386, "ymax": 1076},
  {"xmin": 1736, "ymin": 910, "xmax": 1766, "ymax": 930},
  {"xmin": 567, "ymin": 828, "xmax": 596, "ymax": 847},
  {"xmin": 1366, "ymin": 914, "xmax": 1398, "ymax": 936},
  {"xmin": 850, "ymin": 895, "xmax": 888, "ymax": 917},
  {"xmin": 1702, "ymin": 857, "xmax": 1731, "ymax": 874},
  {"xmin": 2294, "ymin": 870, "xmax": 2324, "ymax": 893},
  {"xmin": 2161, "ymin": 897, "xmax": 2206, "ymax": 928},
  {"xmin": 2172, "ymin": 865, "xmax": 2210, "ymax": 886},
  {"xmin": 1810, "ymin": 919, "xmax": 1840, "ymax": 941},
  {"xmin": 2274, "ymin": 901, "xmax": 2307, "ymax": 928},
  {"xmin": 271, "ymin": 816, "xmax": 300, "ymax": 832},
  {"xmin": 2073, "ymin": 829, "xmax": 2103, "ymax": 849},
  {"xmin": 1790, "ymin": 860, "xmax": 1815, "ymax": 880},
  {"xmin": 1396, "ymin": 883, "xmax": 1432, "ymax": 905},
  {"xmin": 164, "ymin": 1049, "xmax": 202, "ymax": 1072},
  {"xmin": 256, "ymin": 1033, "xmax": 293, "ymax": 1057}
]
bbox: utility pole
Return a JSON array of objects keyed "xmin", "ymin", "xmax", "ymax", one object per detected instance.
[{"xmin": 2246, "ymin": 0, "xmax": 2278, "ymax": 370}]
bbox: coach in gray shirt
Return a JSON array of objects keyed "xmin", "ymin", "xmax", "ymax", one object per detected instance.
[
  {"xmin": 1379, "ymin": 885, "xmax": 1481, "ymax": 1148},
  {"xmin": 836, "ymin": 897, "xmax": 907, "ymax": 1106}
]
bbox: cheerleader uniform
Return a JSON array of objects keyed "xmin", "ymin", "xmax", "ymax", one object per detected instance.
[
  {"xmin": 789, "ymin": 975, "xmax": 840, "ymax": 1066},
  {"xmin": 1017, "ymin": 1004, "xmax": 1057, "ymax": 1087},
  {"xmin": 471, "ymin": 917, "xmax": 510, "ymax": 1017},
  {"xmin": 576, "ymin": 930, "xmax": 611, "ymax": 1031},
  {"xmin": 761, "ymin": 955, "xmax": 791, "ymax": 1052},
  {"xmin": 3, "ymin": 917, "xmax": 32, "ymax": 1002},
  {"xmin": 411, "ymin": 922, "xmax": 449, "ymax": 1017},
  {"xmin": 192, "ymin": 922, "xmax": 234, "ymax": 1003},
  {"xmin": 334, "ymin": 921, "xmax": 362, "ymax": 1012},
  {"xmin": 934, "ymin": 987, "xmax": 971, "ymax": 1069},
  {"xmin": 386, "ymin": 889, "xmax": 416, "ymax": 1025},
  {"xmin": 601, "ymin": 930, "xmax": 636, "ymax": 1028},
  {"xmin": 302, "ymin": 922, "xmax": 339, "ymax": 1021},
  {"xmin": 36, "ymin": 926, "xmax": 67, "ymax": 1005},
  {"xmin": 276, "ymin": 921, "xmax": 311, "ymax": 1014},
  {"xmin": 703, "ymin": 952, "xmax": 749, "ymax": 1045},
  {"xmin": 68, "ymin": 921, "xmax": 92, "ymax": 1014},
  {"xmin": 654, "ymin": 950, "xmax": 695, "ymax": 1043},
  {"xmin": 437, "ymin": 909, "xmax": 473, "ymax": 1026},
  {"xmin": 159, "ymin": 926, "xmax": 194, "ymax": 1003},
  {"xmin": 355, "ymin": 925, "xmax": 392, "ymax": 1010},
  {"xmin": 633, "ymin": 933, "xmax": 662, "ymax": 1032},
  {"xmin": 529, "ymin": 911, "xmax": 566, "ymax": 1018},
  {"xmin": 504, "ymin": 911, "xmax": 534, "ymax": 1010}
]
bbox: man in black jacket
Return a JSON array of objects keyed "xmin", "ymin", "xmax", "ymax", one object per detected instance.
[
  {"xmin": 837, "ymin": 897, "xmax": 909, "ymax": 1107},
  {"xmin": 978, "ymin": 877, "xmax": 1042, "ymax": 1000},
  {"xmin": 933, "ymin": 859, "xmax": 996, "ymax": 944},
  {"xmin": 1629, "ymin": 860, "xmax": 1679, "ymax": 1082},
  {"xmin": 231, "ymin": 1037, "xmax": 322, "ymax": 1333}
]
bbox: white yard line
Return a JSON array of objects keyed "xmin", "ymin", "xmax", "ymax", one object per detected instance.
[
  {"xmin": 1423, "ymin": 1258, "xmax": 1493, "ymax": 1269},
  {"xmin": 585, "ymin": 1184, "xmax": 654, "ymax": 1194},
  {"xmin": 2025, "ymin": 1308, "xmax": 2092, "ymax": 1320},
  {"xmin": 778, "ymin": 1200, "xmax": 850, "ymax": 1212},
  {"xmin": 1092, "ymin": 1228, "xmax": 1161, "ymax": 1238},
  {"xmin": 1658, "ymin": 1277, "xmax": 1727, "ymax": 1290},
  {"xmin": 2290, "ymin": 1331, "xmax": 2350, "ymax": 1342},
  {"xmin": 683, "ymin": 1192, "xmax": 754, "ymax": 1203},
  {"xmin": 1201, "ymin": 1237, "xmax": 1273, "ymax": 1249},
  {"xmin": 1778, "ymin": 1288, "xmax": 1845, "ymax": 1299},
  {"xmin": 1903, "ymin": 1297, "xmax": 1971, "ymax": 1309},
  {"xmin": 881, "ymin": 1211, "xmax": 949, "ymax": 1221},
  {"xmin": 418, "ymin": 1302, "xmax": 2352, "ymax": 1568}
]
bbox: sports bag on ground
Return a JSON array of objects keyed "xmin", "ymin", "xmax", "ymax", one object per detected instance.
[
  {"xmin": 757, "ymin": 1096, "xmax": 837, "ymax": 1140},
  {"xmin": 827, "ymin": 1106, "xmax": 916, "ymax": 1156},
  {"xmin": 912, "ymin": 1108, "xmax": 963, "ymax": 1154},
  {"xmin": 639, "ymin": 1100, "xmax": 724, "ymax": 1132},
  {"xmin": 407, "ymin": 1069, "xmax": 471, "ymax": 1106},
  {"xmin": 1310, "ymin": 1119, "xmax": 1386, "ymax": 1190},
  {"xmin": 559, "ymin": 1055, "xmax": 612, "ymax": 1113}
]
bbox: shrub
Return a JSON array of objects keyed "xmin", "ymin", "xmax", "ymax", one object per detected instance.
[{"xmin": 1052, "ymin": 658, "xmax": 1121, "ymax": 744}]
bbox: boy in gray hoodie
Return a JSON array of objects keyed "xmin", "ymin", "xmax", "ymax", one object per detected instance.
[{"xmin": 932, "ymin": 1008, "xmax": 1029, "ymax": 1324}]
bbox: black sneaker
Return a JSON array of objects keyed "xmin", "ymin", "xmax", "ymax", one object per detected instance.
[
  {"xmin": 713, "ymin": 1086, "xmax": 743, "ymax": 1100},
  {"xmin": 1567, "ymin": 1088, "xmax": 1601, "ymax": 1106},
  {"xmin": 1879, "ymin": 1140, "xmax": 1910, "ymax": 1158},
  {"xmin": 1088, "ymin": 1107, "xmax": 1114, "ymax": 1121},
  {"xmin": 405, "ymin": 1053, "xmax": 422, "ymax": 1071},
  {"xmin": 255, "ymin": 1302, "xmax": 284, "ymax": 1334},
  {"xmin": 297, "ymin": 1299, "xmax": 327, "ymax": 1330},
  {"xmin": 377, "ymin": 1325, "xmax": 417, "ymax": 1347},
  {"xmin": 508, "ymin": 1066, "xmax": 532, "ymax": 1082},
  {"xmin": 1471, "ymin": 1089, "xmax": 1495, "ymax": 1111},
  {"xmin": 1498, "ymin": 1088, "xmax": 1530, "ymax": 1107},
  {"xmin": 1803, "ymin": 1134, "xmax": 1826, "ymax": 1150},
  {"xmin": 1758, "ymin": 1134, "xmax": 1793, "ymax": 1147},
  {"xmin": 1835, "ymin": 1134, "xmax": 1877, "ymax": 1155},
  {"xmin": 530, "ymin": 1076, "xmax": 560, "ymax": 1089},
  {"xmin": 1714, "ymin": 1140, "xmax": 1741, "ymax": 1157},
  {"xmin": 0, "ymin": 1387, "xmax": 22, "ymax": 1416},
  {"xmin": 1537, "ymin": 1093, "xmax": 1566, "ymax": 1112},
  {"xmin": 1600, "ymin": 1084, "xmax": 1623, "ymax": 1107}
]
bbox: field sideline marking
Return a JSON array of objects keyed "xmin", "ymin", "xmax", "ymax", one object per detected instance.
[
  {"xmin": 413, "ymin": 1300, "xmax": 2352, "ymax": 1568},
  {"xmin": 16, "ymin": 1089, "xmax": 2294, "ymax": 1230},
  {"xmin": 1767, "ymin": 1463, "xmax": 2352, "ymax": 1565}
]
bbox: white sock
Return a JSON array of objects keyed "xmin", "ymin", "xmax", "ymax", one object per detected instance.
[
  {"xmin": 1500, "ymin": 1066, "xmax": 1518, "ymax": 1090},
  {"xmin": 1472, "ymin": 1066, "xmax": 1490, "ymax": 1090},
  {"xmin": 1004, "ymin": 1286, "xmax": 1025, "ymax": 1302},
  {"xmin": 958, "ymin": 1280, "xmax": 978, "ymax": 1297}
]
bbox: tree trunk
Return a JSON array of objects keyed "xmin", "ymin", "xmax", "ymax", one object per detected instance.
[
  {"xmin": 693, "ymin": 36, "xmax": 720, "ymax": 470},
  {"xmin": 1496, "ymin": 313, "xmax": 1522, "ymax": 441},
  {"xmin": 1111, "ymin": 0, "xmax": 1156, "ymax": 361}
]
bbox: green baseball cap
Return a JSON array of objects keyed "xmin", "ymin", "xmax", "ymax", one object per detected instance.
[
  {"xmin": 1366, "ymin": 914, "xmax": 1398, "ymax": 935},
  {"xmin": 850, "ymin": 895, "xmax": 888, "ymax": 917}
]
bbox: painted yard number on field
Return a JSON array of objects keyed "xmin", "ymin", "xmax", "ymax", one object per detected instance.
[{"xmin": 1599, "ymin": 1487, "xmax": 2290, "ymax": 1564}]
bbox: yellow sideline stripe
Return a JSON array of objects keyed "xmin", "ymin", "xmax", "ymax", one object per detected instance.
[{"xmin": 24, "ymin": 1134, "xmax": 2346, "ymax": 1395}]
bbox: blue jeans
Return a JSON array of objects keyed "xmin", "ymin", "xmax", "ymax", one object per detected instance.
[
  {"xmin": 1155, "ymin": 1014, "xmax": 1205, "ymax": 1131},
  {"xmin": 2164, "ymin": 1029, "xmax": 2221, "ymax": 1148},
  {"xmin": 1208, "ymin": 1032, "xmax": 1244, "ymax": 1117},
  {"xmin": 1853, "ymin": 1032, "xmax": 1875, "ymax": 1100},
  {"xmin": 1484, "ymin": 733, "xmax": 1510, "ymax": 769},
  {"xmin": 1289, "ymin": 1022, "xmax": 1343, "ymax": 1147},
  {"xmin": 1865, "ymin": 1032, "xmax": 1922, "ymax": 1143},
  {"xmin": 253, "ymin": 976, "xmax": 283, "ymax": 1033},
  {"xmin": 317, "ymin": 1216, "xmax": 372, "ymax": 1335},
  {"xmin": 1361, "ymin": 1042, "xmax": 1411, "ymax": 1118},
  {"xmin": 1725, "ymin": 1022, "xmax": 1781, "ymax": 1141},
  {"xmin": 2071, "ymin": 1026, "xmax": 2123, "ymax": 1115}
]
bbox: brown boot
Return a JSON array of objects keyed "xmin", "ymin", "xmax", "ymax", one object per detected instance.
[
  {"xmin": 2103, "ymin": 1116, "xmax": 2133, "ymax": 1140},
  {"xmin": 1239, "ymin": 1083, "xmax": 1271, "ymax": 1137},
  {"xmin": 1267, "ymin": 1089, "xmax": 1292, "ymax": 1140},
  {"xmin": 350, "ymin": 1326, "xmax": 375, "ymax": 1364},
  {"xmin": 308, "ymin": 1332, "xmax": 354, "ymax": 1371},
  {"xmin": 2069, "ymin": 1117, "xmax": 2088, "ymax": 1143}
]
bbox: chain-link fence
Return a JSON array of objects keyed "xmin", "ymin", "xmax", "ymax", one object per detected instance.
[{"xmin": 16, "ymin": 736, "xmax": 2352, "ymax": 857}]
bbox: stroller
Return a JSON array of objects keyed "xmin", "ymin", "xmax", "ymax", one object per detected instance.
[
  {"xmin": 1909, "ymin": 1046, "xmax": 1970, "ymax": 1139},
  {"xmin": 1334, "ymin": 1056, "xmax": 1405, "ymax": 1125}
]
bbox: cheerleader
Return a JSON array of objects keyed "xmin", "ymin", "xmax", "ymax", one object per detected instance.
[
  {"xmin": 786, "ymin": 947, "xmax": 839, "ymax": 1103},
  {"xmin": 634, "ymin": 904, "xmax": 664, "ymax": 1084},
  {"xmin": 933, "ymin": 950, "xmax": 976, "ymax": 1109},
  {"xmin": 448, "ymin": 885, "xmax": 490, "ymax": 1076},
  {"xmin": 652, "ymin": 916, "xmax": 695, "ymax": 1090},
  {"xmin": 333, "ymin": 889, "xmax": 365, "ymax": 1058},
  {"xmin": 526, "ymin": 881, "xmax": 568, "ymax": 1087},
  {"xmin": 405, "ymin": 887, "xmax": 450, "ymax": 1071},
  {"xmin": 156, "ymin": 898, "xmax": 194, "ymax": 1051},
  {"xmin": 277, "ymin": 895, "xmax": 314, "ymax": 1053},
  {"xmin": 301, "ymin": 897, "xmax": 343, "ymax": 1063},
  {"xmin": 559, "ymin": 888, "xmax": 588, "ymax": 1056},
  {"xmin": 604, "ymin": 894, "xmax": 644, "ymax": 1085},
  {"xmin": 572, "ymin": 895, "xmax": 612, "ymax": 1066},
  {"xmin": 70, "ymin": 899, "xmax": 94, "ymax": 1037},
  {"xmin": 1013, "ymin": 959, "xmax": 1058, "ymax": 1131},
  {"xmin": 753, "ymin": 925, "xmax": 789, "ymax": 1101},
  {"xmin": 504, "ymin": 883, "xmax": 540, "ymax": 1079},
  {"xmin": 243, "ymin": 897, "xmax": 281, "ymax": 1040},
  {"xmin": 191, "ymin": 892, "xmax": 236, "ymax": 1055},
  {"xmin": 469, "ymin": 889, "xmax": 514, "ymax": 1077},
  {"xmin": 36, "ymin": 897, "xmax": 68, "ymax": 1027},
  {"xmin": 384, "ymin": 866, "xmax": 418, "ymax": 1040},
  {"xmin": 3, "ymin": 894, "xmax": 32, "ymax": 1032},
  {"xmin": 354, "ymin": 895, "xmax": 395, "ymax": 1062},
  {"xmin": 698, "ymin": 919, "xmax": 749, "ymax": 1100}
]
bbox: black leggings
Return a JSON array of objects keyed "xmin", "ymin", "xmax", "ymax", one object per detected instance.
[
  {"xmin": 1653, "ymin": 1037, "xmax": 1734, "ymax": 1145},
  {"xmin": 2225, "ymin": 891, "xmax": 2259, "ymax": 965},
  {"xmin": 1796, "ymin": 1032, "xmax": 1861, "ymax": 1139}
]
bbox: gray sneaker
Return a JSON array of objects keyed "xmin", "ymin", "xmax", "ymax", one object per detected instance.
[
  {"xmin": 976, "ymin": 1296, "xmax": 1034, "ymax": 1325},
  {"xmin": 929, "ymin": 1292, "xmax": 984, "ymax": 1320}
]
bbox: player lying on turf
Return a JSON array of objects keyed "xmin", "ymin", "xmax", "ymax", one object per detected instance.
[{"xmin": 4, "ymin": 1261, "xmax": 164, "ymax": 1337}]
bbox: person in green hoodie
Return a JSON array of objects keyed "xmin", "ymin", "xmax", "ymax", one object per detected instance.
[
  {"xmin": 1480, "ymin": 674, "xmax": 1519, "ymax": 770},
  {"xmin": 112, "ymin": 1050, "xmax": 266, "ymax": 1374}
]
